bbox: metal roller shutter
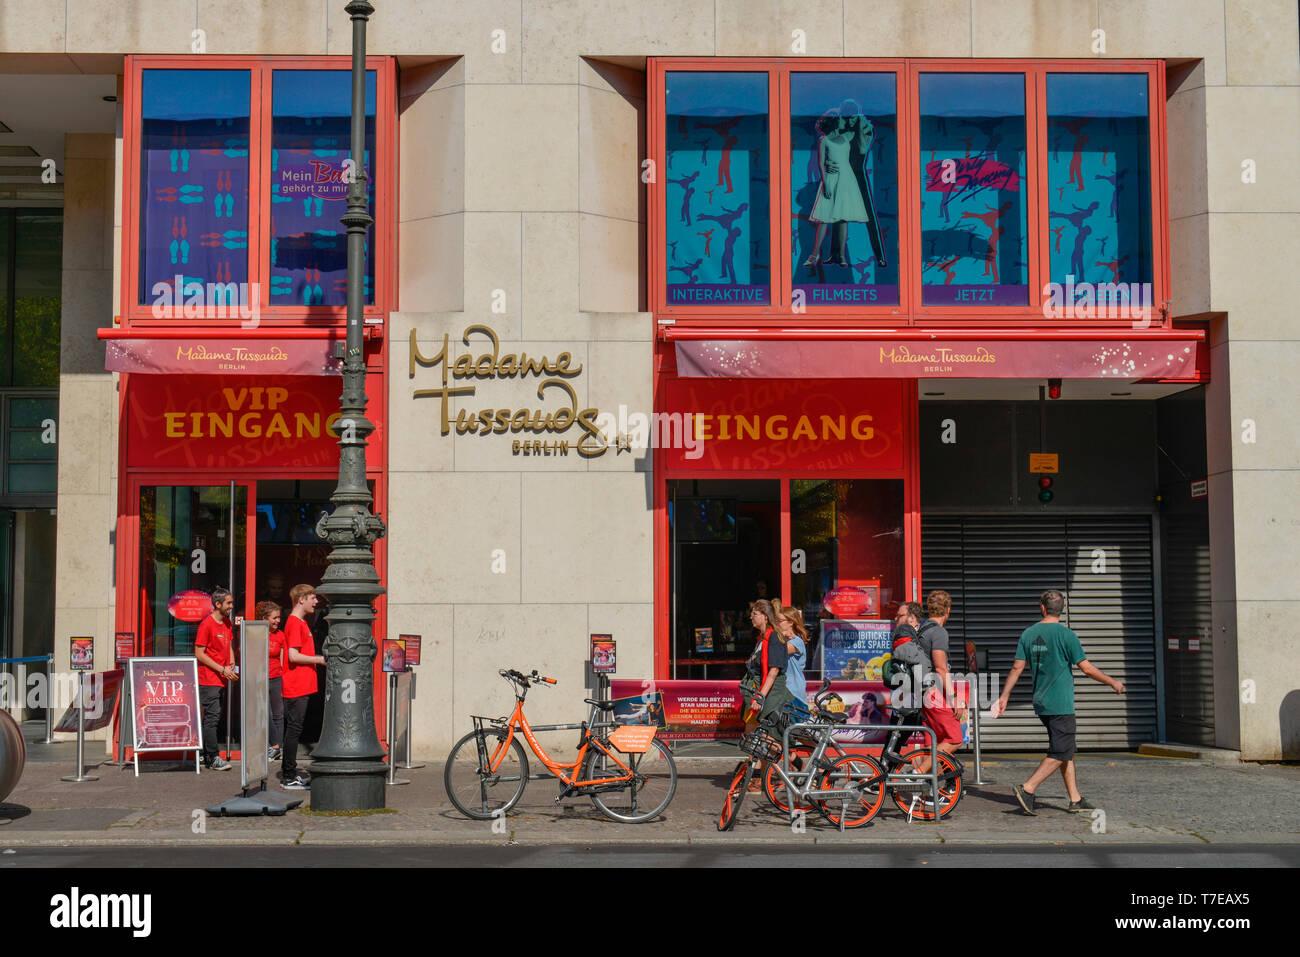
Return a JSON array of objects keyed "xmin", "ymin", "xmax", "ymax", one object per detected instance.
[
  {"xmin": 922, "ymin": 515, "xmax": 1157, "ymax": 750},
  {"xmin": 1162, "ymin": 513, "xmax": 1214, "ymax": 745}
]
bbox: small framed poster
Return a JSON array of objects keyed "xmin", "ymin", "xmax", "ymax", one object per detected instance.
[
  {"xmin": 400, "ymin": 634, "xmax": 422, "ymax": 666},
  {"xmin": 115, "ymin": 632, "xmax": 136, "ymax": 663},
  {"xmin": 591, "ymin": 635, "xmax": 616, "ymax": 674},
  {"xmin": 70, "ymin": 637, "xmax": 95, "ymax": 671},
  {"xmin": 382, "ymin": 638, "xmax": 407, "ymax": 673},
  {"xmin": 694, "ymin": 627, "xmax": 714, "ymax": 653}
]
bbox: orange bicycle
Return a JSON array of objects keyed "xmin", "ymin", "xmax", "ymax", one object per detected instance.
[{"xmin": 443, "ymin": 668, "xmax": 678, "ymax": 823}]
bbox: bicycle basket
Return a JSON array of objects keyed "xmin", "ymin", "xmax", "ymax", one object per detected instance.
[{"xmin": 738, "ymin": 728, "xmax": 782, "ymax": 762}]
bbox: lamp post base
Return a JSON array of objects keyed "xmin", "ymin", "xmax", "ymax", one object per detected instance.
[{"xmin": 307, "ymin": 760, "xmax": 388, "ymax": 811}]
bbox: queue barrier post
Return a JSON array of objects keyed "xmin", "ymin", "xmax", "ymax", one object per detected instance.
[
  {"xmin": 59, "ymin": 671, "xmax": 99, "ymax": 783},
  {"xmin": 44, "ymin": 654, "xmax": 54, "ymax": 743},
  {"xmin": 780, "ymin": 720, "xmax": 942, "ymax": 827},
  {"xmin": 386, "ymin": 672, "xmax": 409, "ymax": 786},
  {"xmin": 396, "ymin": 671, "xmax": 423, "ymax": 770}
]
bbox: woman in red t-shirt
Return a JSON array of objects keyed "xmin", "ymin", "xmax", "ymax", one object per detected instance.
[{"xmin": 256, "ymin": 601, "xmax": 287, "ymax": 762}]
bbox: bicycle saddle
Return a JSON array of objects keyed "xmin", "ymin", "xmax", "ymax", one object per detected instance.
[{"xmin": 584, "ymin": 698, "xmax": 615, "ymax": 710}]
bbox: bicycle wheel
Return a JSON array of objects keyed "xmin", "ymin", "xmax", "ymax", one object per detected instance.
[
  {"xmin": 764, "ymin": 748, "xmax": 814, "ymax": 813},
  {"xmin": 443, "ymin": 728, "xmax": 529, "ymax": 821},
  {"xmin": 890, "ymin": 749, "xmax": 963, "ymax": 820},
  {"xmin": 812, "ymin": 754, "xmax": 886, "ymax": 829},
  {"xmin": 583, "ymin": 738, "xmax": 678, "ymax": 823},
  {"xmin": 718, "ymin": 760, "xmax": 754, "ymax": 831}
]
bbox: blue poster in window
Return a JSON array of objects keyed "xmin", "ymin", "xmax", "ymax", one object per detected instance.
[{"xmin": 820, "ymin": 619, "xmax": 893, "ymax": 680}]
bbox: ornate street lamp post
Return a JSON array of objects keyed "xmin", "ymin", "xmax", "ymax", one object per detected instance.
[{"xmin": 311, "ymin": 0, "xmax": 388, "ymax": 811}]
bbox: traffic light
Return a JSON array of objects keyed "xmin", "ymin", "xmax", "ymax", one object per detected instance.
[{"xmin": 1038, "ymin": 475, "xmax": 1054, "ymax": 503}]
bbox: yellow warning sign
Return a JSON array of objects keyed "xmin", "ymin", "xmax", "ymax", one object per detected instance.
[{"xmin": 1029, "ymin": 453, "xmax": 1059, "ymax": 473}]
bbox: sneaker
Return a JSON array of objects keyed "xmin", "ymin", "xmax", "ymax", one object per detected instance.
[
  {"xmin": 1067, "ymin": 797, "xmax": 1095, "ymax": 813},
  {"xmin": 280, "ymin": 775, "xmax": 309, "ymax": 790},
  {"xmin": 1013, "ymin": 785, "xmax": 1037, "ymax": 816},
  {"xmin": 267, "ymin": 747, "xmax": 282, "ymax": 762},
  {"xmin": 206, "ymin": 757, "xmax": 233, "ymax": 771}
]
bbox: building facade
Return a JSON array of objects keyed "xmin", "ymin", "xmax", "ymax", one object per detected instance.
[{"xmin": 1, "ymin": 0, "xmax": 1296, "ymax": 760}]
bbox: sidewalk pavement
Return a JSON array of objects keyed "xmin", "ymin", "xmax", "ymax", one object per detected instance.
[{"xmin": 2, "ymin": 731, "xmax": 1297, "ymax": 847}]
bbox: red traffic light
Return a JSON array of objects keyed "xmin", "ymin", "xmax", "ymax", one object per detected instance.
[{"xmin": 1038, "ymin": 475, "xmax": 1053, "ymax": 489}]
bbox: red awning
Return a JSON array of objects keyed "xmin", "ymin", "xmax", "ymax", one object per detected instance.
[
  {"xmin": 667, "ymin": 327, "xmax": 1208, "ymax": 381},
  {"xmin": 103, "ymin": 334, "xmax": 342, "ymax": 376}
]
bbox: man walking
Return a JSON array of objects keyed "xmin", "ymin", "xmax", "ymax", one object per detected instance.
[
  {"xmin": 194, "ymin": 587, "xmax": 237, "ymax": 771},
  {"xmin": 281, "ymin": 584, "xmax": 325, "ymax": 790},
  {"xmin": 911, "ymin": 592, "xmax": 964, "ymax": 775},
  {"xmin": 990, "ymin": 589, "xmax": 1125, "ymax": 814}
]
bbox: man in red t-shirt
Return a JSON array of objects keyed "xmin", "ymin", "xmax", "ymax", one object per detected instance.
[
  {"xmin": 280, "ymin": 583, "xmax": 325, "ymax": 789},
  {"xmin": 195, "ymin": 587, "xmax": 237, "ymax": 770}
]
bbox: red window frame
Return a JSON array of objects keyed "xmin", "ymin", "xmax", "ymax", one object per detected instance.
[
  {"xmin": 120, "ymin": 54, "xmax": 398, "ymax": 329},
  {"xmin": 648, "ymin": 57, "xmax": 1168, "ymax": 328}
]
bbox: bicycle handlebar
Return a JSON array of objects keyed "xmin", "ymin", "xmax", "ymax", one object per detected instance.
[{"xmin": 498, "ymin": 668, "xmax": 557, "ymax": 688}]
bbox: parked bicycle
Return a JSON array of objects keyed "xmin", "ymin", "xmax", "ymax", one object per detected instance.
[
  {"xmin": 444, "ymin": 668, "xmax": 678, "ymax": 823},
  {"xmin": 758, "ymin": 683, "xmax": 964, "ymax": 822},
  {"xmin": 719, "ymin": 680, "xmax": 886, "ymax": 831}
]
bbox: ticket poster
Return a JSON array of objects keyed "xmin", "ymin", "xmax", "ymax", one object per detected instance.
[
  {"xmin": 820, "ymin": 619, "xmax": 893, "ymax": 680},
  {"xmin": 399, "ymin": 634, "xmax": 421, "ymax": 666}
]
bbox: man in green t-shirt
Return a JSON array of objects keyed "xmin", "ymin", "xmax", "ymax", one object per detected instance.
[{"xmin": 989, "ymin": 589, "xmax": 1124, "ymax": 815}]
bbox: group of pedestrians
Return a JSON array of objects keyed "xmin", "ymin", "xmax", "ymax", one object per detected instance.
[
  {"xmin": 737, "ymin": 586, "xmax": 1126, "ymax": 813},
  {"xmin": 192, "ymin": 583, "xmax": 326, "ymax": 790}
]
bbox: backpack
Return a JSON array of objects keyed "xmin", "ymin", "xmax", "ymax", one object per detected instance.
[{"xmin": 881, "ymin": 621, "xmax": 938, "ymax": 689}]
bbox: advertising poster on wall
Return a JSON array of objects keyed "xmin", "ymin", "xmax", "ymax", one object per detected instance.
[
  {"xmin": 820, "ymin": 619, "xmax": 893, "ymax": 679},
  {"xmin": 129, "ymin": 658, "xmax": 202, "ymax": 769},
  {"xmin": 115, "ymin": 632, "xmax": 136, "ymax": 663},
  {"xmin": 610, "ymin": 680, "xmax": 746, "ymax": 740}
]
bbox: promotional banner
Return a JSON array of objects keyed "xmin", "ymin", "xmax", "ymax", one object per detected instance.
[
  {"xmin": 239, "ymin": 619, "xmax": 270, "ymax": 789},
  {"xmin": 400, "ymin": 635, "xmax": 422, "ymax": 667},
  {"xmin": 115, "ymin": 632, "xmax": 136, "ymax": 663},
  {"xmin": 590, "ymin": 636, "xmax": 616, "ymax": 674},
  {"xmin": 609, "ymin": 678, "xmax": 904, "ymax": 743},
  {"xmin": 106, "ymin": 338, "xmax": 341, "ymax": 376},
  {"xmin": 821, "ymin": 619, "xmax": 893, "ymax": 679},
  {"xmin": 129, "ymin": 658, "xmax": 201, "ymax": 753},
  {"xmin": 382, "ymin": 638, "xmax": 406, "ymax": 673},
  {"xmin": 54, "ymin": 670, "xmax": 124, "ymax": 734},
  {"xmin": 674, "ymin": 336, "xmax": 1204, "ymax": 380},
  {"xmin": 662, "ymin": 377, "xmax": 906, "ymax": 472},
  {"xmin": 69, "ymin": 637, "xmax": 94, "ymax": 671},
  {"xmin": 126, "ymin": 374, "xmax": 380, "ymax": 471}
]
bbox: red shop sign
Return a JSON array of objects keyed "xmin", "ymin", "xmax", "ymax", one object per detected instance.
[
  {"xmin": 167, "ymin": 590, "xmax": 213, "ymax": 622},
  {"xmin": 662, "ymin": 378, "xmax": 905, "ymax": 472},
  {"xmin": 823, "ymin": 585, "xmax": 879, "ymax": 619},
  {"xmin": 127, "ymin": 375, "xmax": 379, "ymax": 471}
]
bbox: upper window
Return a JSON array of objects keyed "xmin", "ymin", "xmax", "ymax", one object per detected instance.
[
  {"xmin": 665, "ymin": 72, "xmax": 771, "ymax": 306},
  {"xmin": 918, "ymin": 73, "xmax": 1028, "ymax": 306},
  {"xmin": 651, "ymin": 60, "xmax": 1165, "ymax": 324},
  {"xmin": 790, "ymin": 72, "xmax": 899, "ymax": 306},
  {"xmin": 125, "ymin": 56, "xmax": 393, "ymax": 326},
  {"xmin": 1046, "ymin": 74, "xmax": 1153, "ymax": 302}
]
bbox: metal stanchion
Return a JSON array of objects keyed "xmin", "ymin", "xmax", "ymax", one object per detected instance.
[
  {"xmin": 60, "ymin": 671, "xmax": 99, "ymax": 783},
  {"xmin": 386, "ymin": 672, "xmax": 408, "ymax": 786},
  {"xmin": 43, "ymin": 654, "xmax": 54, "ymax": 744},
  {"xmin": 396, "ymin": 671, "xmax": 423, "ymax": 770},
  {"xmin": 970, "ymin": 676, "xmax": 987, "ymax": 785}
]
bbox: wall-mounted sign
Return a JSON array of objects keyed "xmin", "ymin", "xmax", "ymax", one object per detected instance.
[
  {"xmin": 1167, "ymin": 637, "xmax": 1179, "ymax": 651},
  {"xmin": 1029, "ymin": 453, "xmax": 1059, "ymax": 473},
  {"xmin": 115, "ymin": 632, "xmax": 136, "ymax": 663},
  {"xmin": 167, "ymin": 590, "xmax": 213, "ymax": 623},
  {"xmin": 1188, "ymin": 637, "xmax": 1201, "ymax": 652},
  {"xmin": 823, "ymin": 585, "xmax": 880, "ymax": 619},
  {"xmin": 70, "ymin": 637, "xmax": 95, "ymax": 671},
  {"xmin": 410, "ymin": 325, "xmax": 620, "ymax": 458},
  {"xmin": 1190, "ymin": 479, "xmax": 1208, "ymax": 499}
]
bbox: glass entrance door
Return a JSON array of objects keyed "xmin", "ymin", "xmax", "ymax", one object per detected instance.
[{"xmin": 138, "ymin": 484, "xmax": 249, "ymax": 658}]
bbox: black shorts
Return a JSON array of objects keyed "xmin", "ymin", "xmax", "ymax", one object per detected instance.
[{"xmin": 1039, "ymin": 714, "xmax": 1077, "ymax": 761}]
